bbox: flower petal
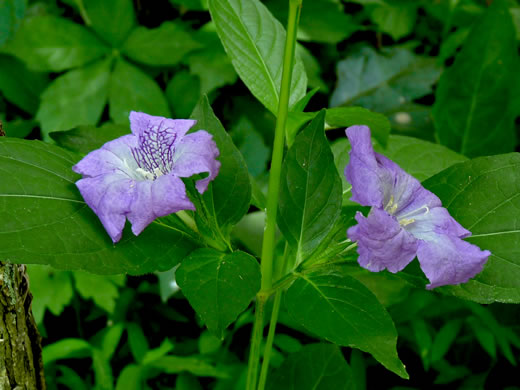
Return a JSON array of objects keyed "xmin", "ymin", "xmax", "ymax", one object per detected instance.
[
  {"xmin": 348, "ymin": 208, "xmax": 418, "ymax": 273},
  {"xmin": 129, "ymin": 111, "xmax": 196, "ymax": 139},
  {"xmin": 417, "ymin": 234, "xmax": 491, "ymax": 289},
  {"xmin": 406, "ymin": 207, "xmax": 471, "ymax": 240},
  {"xmin": 345, "ymin": 126, "xmax": 441, "ymax": 212},
  {"xmin": 345, "ymin": 125, "xmax": 387, "ymax": 207},
  {"xmin": 73, "ymin": 135, "xmax": 139, "ymax": 178},
  {"xmin": 171, "ymin": 130, "xmax": 221, "ymax": 193},
  {"xmin": 76, "ymin": 173, "xmax": 134, "ymax": 243},
  {"xmin": 126, "ymin": 174, "xmax": 195, "ymax": 236}
]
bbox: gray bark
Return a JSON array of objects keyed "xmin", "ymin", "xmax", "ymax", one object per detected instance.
[{"xmin": 0, "ymin": 263, "xmax": 46, "ymax": 389}]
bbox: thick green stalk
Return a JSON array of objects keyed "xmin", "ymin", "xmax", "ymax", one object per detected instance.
[{"xmin": 246, "ymin": 1, "xmax": 302, "ymax": 390}]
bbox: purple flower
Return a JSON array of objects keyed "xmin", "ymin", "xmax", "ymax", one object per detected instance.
[
  {"xmin": 345, "ymin": 126, "xmax": 490, "ymax": 289},
  {"xmin": 73, "ymin": 111, "xmax": 220, "ymax": 243}
]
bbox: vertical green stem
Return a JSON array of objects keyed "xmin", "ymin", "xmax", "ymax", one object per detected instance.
[
  {"xmin": 259, "ymin": 0, "xmax": 302, "ymax": 292},
  {"xmin": 246, "ymin": 1, "xmax": 302, "ymax": 389},
  {"xmin": 257, "ymin": 243, "xmax": 290, "ymax": 390},
  {"xmin": 245, "ymin": 292, "xmax": 267, "ymax": 390},
  {"xmin": 247, "ymin": 0, "xmax": 302, "ymax": 390}
]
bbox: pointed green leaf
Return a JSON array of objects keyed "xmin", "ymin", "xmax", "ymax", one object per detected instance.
[
  {"xmin": 209, "ymin": 0, "xmax": 307, "ymax": 114},
  {"xmin": 177, "ymin": 248, "xmax": 261, "ymax": 338},
  {"xmin": 122, "ymin": 22, "xmax": 201, "ymax": 66},
  {"xmin": 109, "ymin": 58, "xmax": 170, "ymax": 125},
  {"xmin": 331, "ymin": 47, "xmax": 440, "ymax": 114},
  {"xmin": 37, "ymin": 59, "xmax": 110, "ymax": 137},
  {"xmin": 325, "ymin": 107, "xmax": 391, "ymax": 148},
  {"xmin": 286, "ymin": 271, "xmax": 408, "ymax": 378},
  {"xmin": 50, "ymin": 123, "xmax": 130, "ymax": 155},
  {"xmin": 26, "ymin": 265, "xmax": 74, "ymax": 324},
  {"xmin": 4, "ymin": 15, "xmax": 109, "ymax": 72},
  {"xmin": 0, "ymin": 138, "xmax": 198, "ymax": 274},
  {"xmin": 424, "ymin": 153, "xmax": 520, "ymax": 303},
  {"xmin": 43, "ymin": 339, "xmax": 92, "ymax": 364},
  {"xmin": 190, "ymin": 97, "xmax": 251, "ymax": 230},
  {"xmin": 0, "ymin": 54, "xmax": 48, "ymax": 115},
  {"xmin": 278, "ymin": 111, "xmax": 342, "ymax": 264},
  {"xmin": 268, "ymin": 344, "xmax": 356, "ymax": 390},
  {"xmin": 85, "ymin": 0, "xmax": 136, "ymax": 47},
  {"xmin": 433, "ymin": 0, "xmax": 518, "ymax": 157},
  {"xmin": 186, "ymin": 30, "xmax": 237, "ymax": 94}
]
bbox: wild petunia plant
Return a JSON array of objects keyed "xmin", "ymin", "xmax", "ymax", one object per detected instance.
[
  {"xmin": 1, "ymin": 0, "xmax": 519, "ymax": 389},
  {"xmin": 73, "ymin": 111, "xmax": 220, "ymax": 243},
  {"xmin": 345, "ymin": 125, "xmax": 491, "ymax": 289}
]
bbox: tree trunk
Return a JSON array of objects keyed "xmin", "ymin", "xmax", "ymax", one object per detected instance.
[{"xmin": 0, "ymin": 263, "xmax": 46, "ymax": 389}]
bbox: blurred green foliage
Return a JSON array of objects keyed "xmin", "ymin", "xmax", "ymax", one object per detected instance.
[{"xmin": 1, "ymin": 0, "xmax": 520, "ymax": 389}]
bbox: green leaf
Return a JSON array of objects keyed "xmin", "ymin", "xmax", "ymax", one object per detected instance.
[
  {"xmin": 2, "ymin": 118, "xmax": 37, "ymax": 139},
  {"xmin": 231, "ymin": 116, "xmax": 270, "ymax": 177},
  {"xmin": 0, "ymin": 0, "xmax": 25, "ymax": 46},
  {"xmin": 177, "ymin": 248, "xmax": 261, "ymax": 338},
  {"xmin": 266, "ymin": 0, "xmax": 358, "ymax": 44},
  {"xmin": 146, "ymin": 355, "xmax": 229, "ymax": 378},
  {"xmin": 285, "ymin": 271, "xmax": 408, "ymax": 378},
  {"xmin": 0, "ymin": 54, "xmax": 48, "ymax": 115},
  {"xmin": 375, "ymin": 135, "xmax": 468, "ymax": 182},
  {"xmin": 73, "ymin": 271, "xmax": 123, "ymax": 313},
  {"xmin": 190, "ymin": 97, "xmax": 251, "ymax": 231},
  {"xmin": 84, "ymin": 0, "xmax": 135, "ymax": 47},
  {"xmin": 37, "ymin": 59, "xmax": 111, "ymax": 137},
  {"xmin": 50, "ymin": 123, "xmax": 130, "ymax": 155},
  {"xmin": 26, "ymin": 265, "xmax": 74, "ymax": 324},
  {"xmin": 267, "ymin": 344, "xmax": 356, "ymax": 390},
  {"xmin": 126, "ymin": 323, "xmax": 150, "ymax": 363},
  {"xmin": 56, "ymin": 366, "xmax": 88, "ymax": 390},
  {"xmin": 122, "ymin": 21, "xmax": 201, "ymax": 66},
  {"xmin": 92, "ymin": 348, "xmax": 114, "ymax": 389},
  {"xmin": 297, "ymin": 46, "xmax": 328, "ymax": 93},
  {"xmin": 0, "ymin": 138, "xmax": 199, "ymax": 274},
  {"xmin": 209, "ymin": 0, "xmax": 307, "ymax": 114},
  {"xmin": 431, "ymin": 320, "xmax": 463, "ymax": 363},
  {"xmin": 370, "ymin": 1, "xmax": 417, "ymax": 40},
  {"xmin": 4, "ymin": 15, "xmax": 109, "ymax": 72},
  {"xmin": 433, "ymin": 0, "xmax": 518, "ymax": 157},
  {"xmin": 43, "ymin": 339, "xmax": 92, "ymax": 364},
  {"xmin": 141, "ymin": 339, "xmax": 175, "ymax": 365},
  {"xmin": 166, "ymin": 70, "xmax": 201, "ymax": 118},
  {"xmin": 115, "ymin": 365, "xmax": 143, "ymax": 390},
  {"xmin": 98, "ymin": 323, "xmax": 125, "ymax": 361},
  {"xmin": 278, "ymin": 111, "xmax": 342, "ymax": 265},
  {"xmin": 186, "ymin": 30, "xmax": 237, "ymax": 94},
  {"xmin": 330, "ymin": 47, "xmax": 441, "ymax": 114},
  {"xmin": 410, "ymin": 319, "xmax": 432, "ymax": 370},
  {"xmin": 467, "ymin": 317, "xmax": 496, "ymax": 359},
  {"xmin": 109, "ymin": 58, "xmax": 170, "ymax": 125},
  {"xmin": 325, "ymin": 107, "xmax": 391, "ymax": 148},
  {"xmin": 198, "ymin": 330, "xmax": 223, "ymax": 355},
  {"xmin": 423, "ymin": 153, "xmax": 520, "ymax": 303}
]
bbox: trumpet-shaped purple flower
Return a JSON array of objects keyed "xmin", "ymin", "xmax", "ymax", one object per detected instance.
[
  {"xmin": 73, "ymin": 111, "xmax": 220, "ymax": 243},
  {"xmin": 345, "ymin": 126, "xmax": 490, "ymax": 289}
]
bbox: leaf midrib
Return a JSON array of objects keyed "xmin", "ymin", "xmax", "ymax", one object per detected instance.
[{"xmin": 212, "ymin": 0, "xmax": 279, "ymax": 110}]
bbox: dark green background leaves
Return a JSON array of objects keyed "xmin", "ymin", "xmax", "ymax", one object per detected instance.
[
  {"xmin": 433, "ymin": 0, "xmax": 518, "ymax": 158},
  {"xmin": 0, "ymin": 138, "xmax": 197, "ymax": 274},
  {"xmin": 425, "ymin": 153, "xmax": 520, "ymax": 303}
]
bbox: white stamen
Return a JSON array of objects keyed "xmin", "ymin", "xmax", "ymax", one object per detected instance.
[{"xmin": 398, "ymin": 205, "xmax": 430, "ymax": 220}]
